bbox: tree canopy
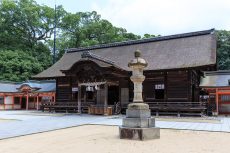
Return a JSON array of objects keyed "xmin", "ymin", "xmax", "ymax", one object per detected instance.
[
  {"xmin": 0, "ymin": 0, "xmax": 142, "ymax": 81},
  {"xmin": 0, "ymin": 50, "xmax": 43, "ymax": 81},
  {"xmin": 216, "ymin": 30, "xmax": 230, "ymax": 70},
  {"xmin": 0, "ymin": 0, "xmax": 229, "ymax": 81}
]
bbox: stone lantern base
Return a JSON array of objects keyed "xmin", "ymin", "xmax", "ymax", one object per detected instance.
[{"xmin": 119, "ymin": 103, "xmax": 160, "ymax": 140}]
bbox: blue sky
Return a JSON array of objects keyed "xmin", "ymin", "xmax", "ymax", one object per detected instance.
[{"xmin": 36, "ymin": 0, "xmax": 230, "ymax": 36}]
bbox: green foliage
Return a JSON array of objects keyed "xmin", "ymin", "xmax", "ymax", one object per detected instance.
[
  {"xmin": 8, "ymin": 0, "xmax": 229, "ymax": 82},
  {"xmin": 0, "ymin": 0, "xmax": 59, "ymax": 49},
  {"xmin": 0, "ymin": 50, "xmax": 43, "ymax": 81},
  {"xmin": 0, "ymin": 0, "xmax": 143, "ymax": 81},
  {"xmin": 216, "ymin": 30, "xmax": 230, "ymax": 70},
  {"xmin": 0, "ymin": 0, "xmax": 54, "ymax": 71},
  {"xmin": 57, "ymin": 11, "xmax": 141, "ymax": 58},
  {"xmin": 142, "ymin": 34, "xmax": 159, "ymax": 39}
]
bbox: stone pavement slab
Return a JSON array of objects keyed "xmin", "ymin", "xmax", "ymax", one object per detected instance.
[{"xmin": 0, "ymin": 111, "xmax": 230, "ymax": 139}]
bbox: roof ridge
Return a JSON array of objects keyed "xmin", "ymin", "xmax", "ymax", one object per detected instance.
[{"xmin": 67, "ymin": 29, "xmax": 215, "ymax": 53}]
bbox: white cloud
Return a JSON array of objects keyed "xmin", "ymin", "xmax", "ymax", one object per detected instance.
[{"xmin": 91, "ymin": 0, "xmax": 230, "ymax": 35}]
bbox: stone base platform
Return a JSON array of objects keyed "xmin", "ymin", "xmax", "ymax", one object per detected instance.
[{"xmin": 119, "ymin": 126, "xmax": 160, "ymax": 141}]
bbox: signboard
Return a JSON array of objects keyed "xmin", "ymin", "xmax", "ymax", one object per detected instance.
[
  {"xmin": 72, "ymin": 87, "xmax": 78, "ymax": 92},
  {"xmin": 155, "ymin": 84, "xmax": 164, "ymax": 90}
]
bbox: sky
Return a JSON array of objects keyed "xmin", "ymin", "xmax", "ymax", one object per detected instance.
[{"xmin": 36, "ymin": 0, "xmax": 230, "ymax": 36}]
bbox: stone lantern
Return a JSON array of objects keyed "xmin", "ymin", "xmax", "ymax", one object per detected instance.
[{"xmin": 119, "ymin": 50, "xmax": 160, "ymax": 140}]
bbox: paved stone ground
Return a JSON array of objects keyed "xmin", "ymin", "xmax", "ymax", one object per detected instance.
[{"xmin": 0, "ymin": 110, "xmax": 230, "ymax": 139}]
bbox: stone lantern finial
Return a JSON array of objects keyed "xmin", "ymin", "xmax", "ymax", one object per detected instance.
[
  {"xmin": 134, "ymin": 50, "xmax": 141, "ymax": 58},
  {"xmin": 128, "ymin": 50, "xmax": 148, "ymax": 68}
]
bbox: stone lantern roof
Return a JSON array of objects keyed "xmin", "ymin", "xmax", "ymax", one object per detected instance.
[{"xmin": 128, "ymin": 50, "xmax": 148, "ymax": 68}]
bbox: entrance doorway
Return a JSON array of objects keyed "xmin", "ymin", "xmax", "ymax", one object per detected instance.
[
  {"xmin": 108, "ymin": 86, "xmax": 119, "ymax": 105},
  {"xmin": 21, "ymin": 97, "xmax": 27, "ymax": 109}
]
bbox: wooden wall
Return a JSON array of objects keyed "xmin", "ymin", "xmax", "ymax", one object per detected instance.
[
  {"xmin": 56, "ymin": 69, "xmax": 201, "ymax": 104},
  {"xmin": 56, "ymin": 77, "xmax": 72, "ymax": 102},
  {"xmin": 143, "ymin": 69, "xmax": 200, "ymax": 103},
  {"xmin": 167, "ymin": 70, "xmax": 188, "ymax": 102}
]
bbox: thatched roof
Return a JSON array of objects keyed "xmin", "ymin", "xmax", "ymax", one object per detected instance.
[
  {"xmin": 200, "ymin": 71, "xmax": 230, "ymax": 88},
  {"xmin": 34, "ymin": 29, "xmax": 216, "ymax": 79}
]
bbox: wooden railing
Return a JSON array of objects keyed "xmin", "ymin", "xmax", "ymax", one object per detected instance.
[
  {"xmin": 148, "ymin": 101, "xmax": 206, "ymax": 110},
  {"xmin": 40, "ymin": 102, "xmax": 94, "ymax": 113},
  {"xmin": 121, "ymin": 101, "xmax": 207, "ymax": 116}
]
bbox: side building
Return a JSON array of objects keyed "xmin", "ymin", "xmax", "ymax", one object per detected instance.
[
  {"xmin": 33, "ymin": 29, "xmax": 217, "ymax": 116},
  {"xmin": 200, "ymin": 70, "xmax": 230, "ymax": 115},
  {"xmin": 0, "ymin": 80, "xmax": 56, "ymax": 110}
]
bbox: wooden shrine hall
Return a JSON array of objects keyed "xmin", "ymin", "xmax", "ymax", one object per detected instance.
[
  {"xmin": 0, "ymin": 80, "xmax": 55, "ymax": 110},
  {"xmin": 34, "ymin": 29, "xmax": 217, "ymax": 116},
  {"xmin": 200, "ymin": 71, "xmax": 230, "ymax": 115}
]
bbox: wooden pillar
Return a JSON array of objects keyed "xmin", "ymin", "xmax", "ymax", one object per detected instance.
[
  {"xmin": 34, "ymin": 96, "xmax": 36, "ymax": 108},
  {"xmin": 78, "ymin": 85, "xmax": 81, "ymax": 114},
  {"xmin": 12, "ymin": 96, "xmax": 15, "ymax": 110},
  {"xmin": 3, "ymin": 95, "xmax": 5, "ymax": 110},
  {"xmin": 20, "ymin": 96, "xmax": 22, "ymax": 109},
  {"xmin": 164, "ymin": 71, "xmax": 168, "ymax": 102},
  {"xmin": 26, "ymin": 93, "xmax": 29, "ymax": 110},
  {"xmin": 84, "ymin": 87, "xmax": 86, "ymax": 103},
  {"xmin": 53, "ymin": 93, "xmax": 56, "ymax": 102},
  {"xmin": 104, "ymin": 83, "xmax": 108, "ymax": 115},
  {"xmin": 216, "ymin": 89, "xmax": 219, "ymax": 115},
  {"xmin": 36, "ymin": 95, "xmax": 39, "ymax": 110}
]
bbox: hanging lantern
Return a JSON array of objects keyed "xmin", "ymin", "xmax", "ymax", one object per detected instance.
[
  {"xmin": 95, "ymin": 85, "xmax": 100, "ymax": 90},
  {"xmin": 86, "ymin": 86, "xmax": 91, "ymax": 91}
]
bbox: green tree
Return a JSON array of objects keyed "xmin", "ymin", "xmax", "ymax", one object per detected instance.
[
  {"xmin": 142, "ymin": 34, "xmax": 160, "ymax": 39},
  {"xmin": 0, "ymin": 0, "xmax": 55, "ymax": 49},
  {"xmin": 0, "ymin": 50, "xmax": 43, "ymax": 81},
  {"xmin": 57, "ymin": 11, "xmax": 141, "ymax": 58},
  {"xmin": 216, "ymin": 30, "xmax": 230, "ymax": 70},
  {"xmin": 0, "ymin": 0, "xmax": 64, "ymax": 71},
  {"xmin": 0, "ymin": 0, "xmax": 155, "ymax": 81}
]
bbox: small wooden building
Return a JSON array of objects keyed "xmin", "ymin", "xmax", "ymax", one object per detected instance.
[
  {"xmin": 0, "ymin": 80, "xmax": 56, "ymax": 110},
  {"xmin": 200, "ymin": 71, "xmax": 230, "ymax": 115},
  {"xmin": 34, "ymin": 29, "xmax": 216, "ymax": 116}
]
